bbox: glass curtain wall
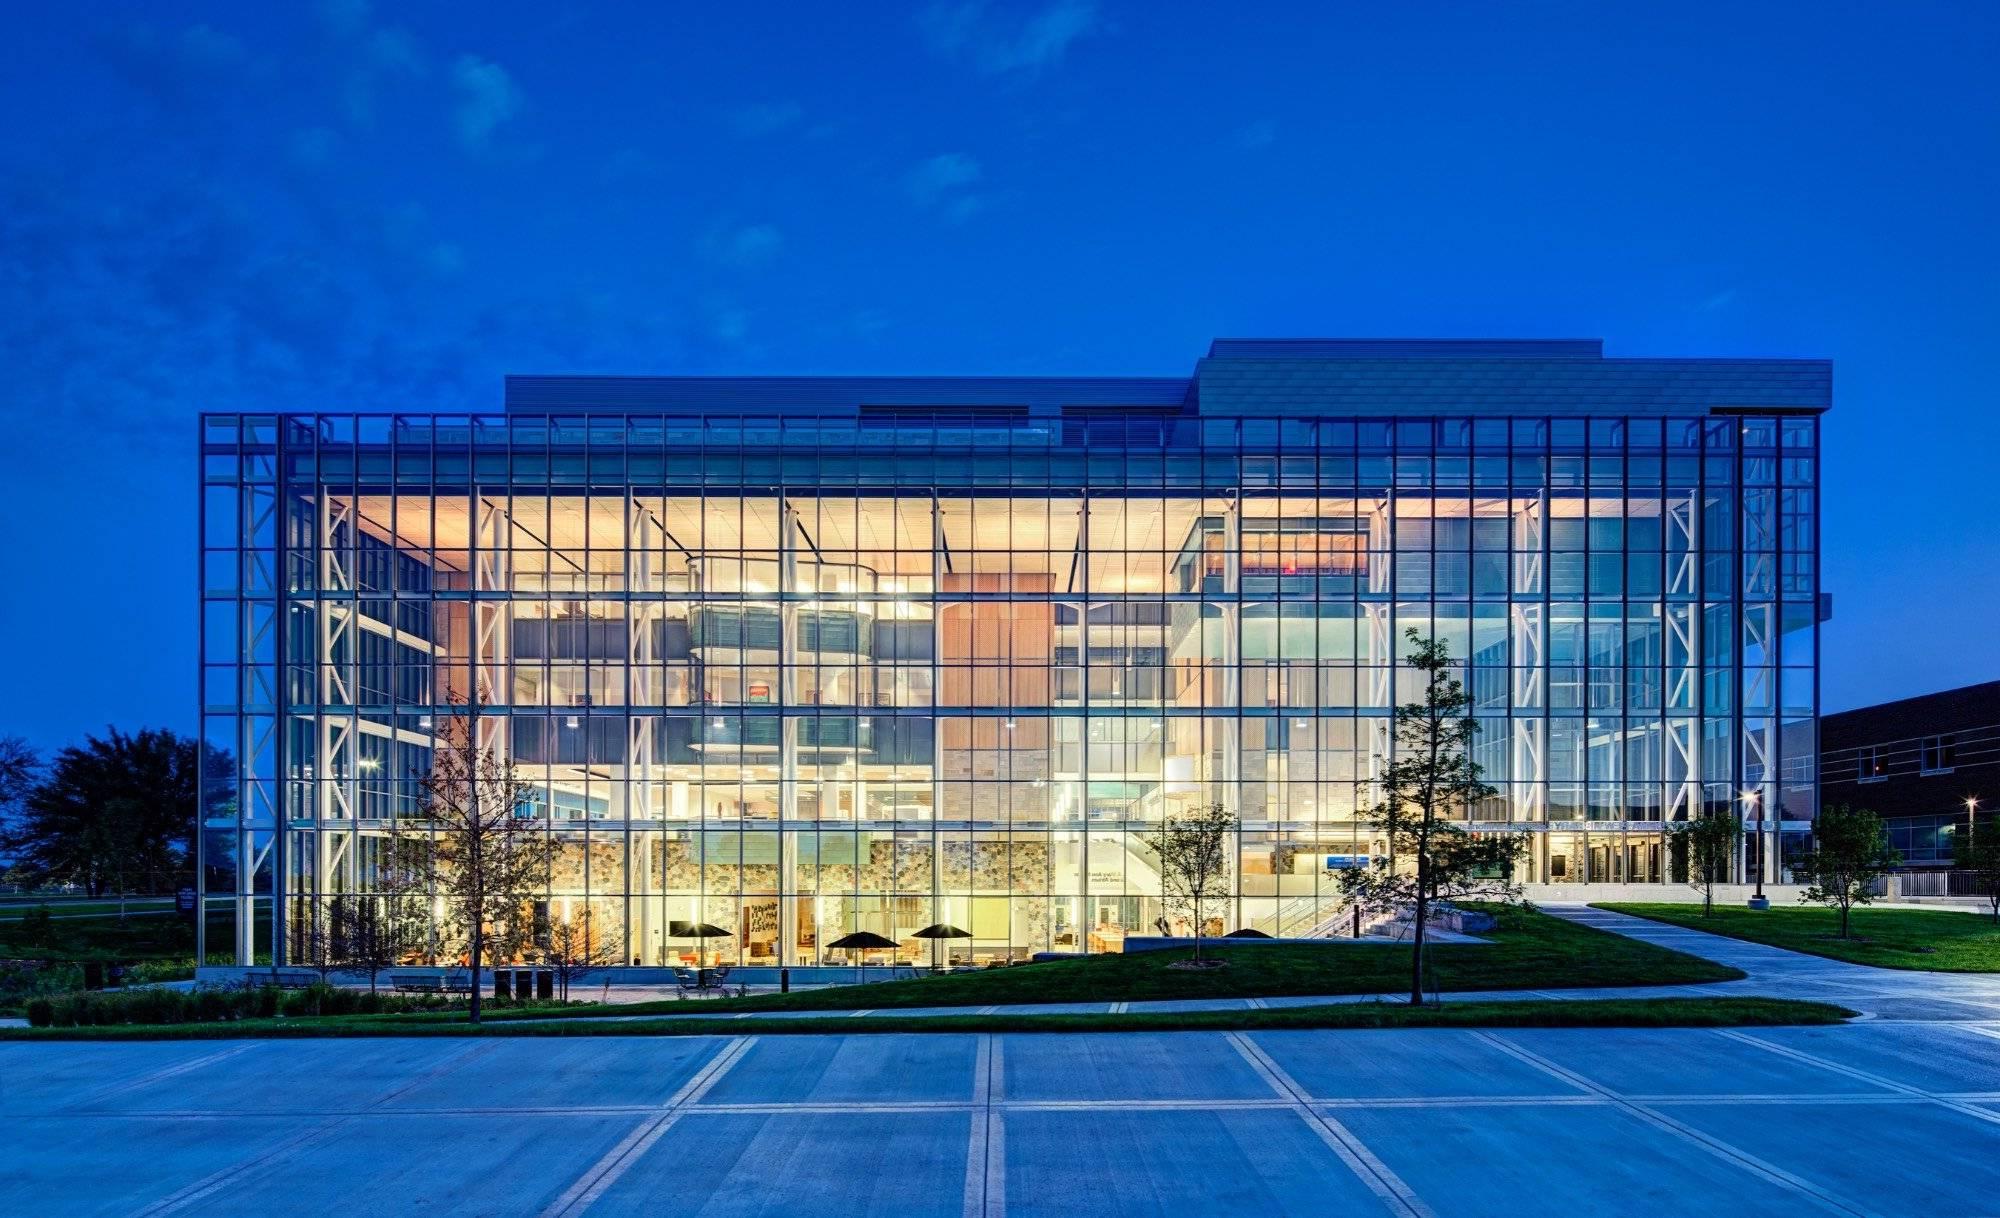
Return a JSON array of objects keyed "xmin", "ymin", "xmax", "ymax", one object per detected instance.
[{"xmin": 197, "ymin": 406, "xmax": 1820, "ymax": 966}]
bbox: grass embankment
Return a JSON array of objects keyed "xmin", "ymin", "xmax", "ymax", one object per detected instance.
[
  {"xmin": 0, "ymin": 898, "xmax": 173, "ymax": 918},
  {"xmin": 0, "ymin": 903, "xmax": 230, "ymax": 1014},
  {"xmin": 1, "ymin": 996, "xmax": 1852, "ymax": 1041},
  {"xmin": 520, "ymin": 902, "xmax": 1741, "ymax": 1021},
  {"xmin": 1596, "ymin": 902, "xmax": 2000, "ymax": 971}
]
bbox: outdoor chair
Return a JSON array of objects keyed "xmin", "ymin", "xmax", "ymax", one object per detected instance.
[{"xmin": 673, "ymin": 967, "xmax": 702, "ymax": 997}]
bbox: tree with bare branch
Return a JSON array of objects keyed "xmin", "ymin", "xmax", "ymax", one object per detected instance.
[
  {"xmin": 543, "ymin": 906, "xmax": 621, "ymax": 1001},
  {"xmin": 410, "ymin": 703, "xmax": 554, "ymax": 1023},
  {"xmin": 1148, "ymin": 803, "xmax": 1235, "ymax": 965},
  {"xmin": 335, "ymin": 892, "xmax": 424, "ymax": 996}
]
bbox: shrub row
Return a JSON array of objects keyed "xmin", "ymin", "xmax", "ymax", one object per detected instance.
[{"xmin": 25, "ymin": 982, "xmax": 464, "ymax": 1028}]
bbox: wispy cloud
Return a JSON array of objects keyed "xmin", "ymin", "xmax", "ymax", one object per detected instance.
[
  {"xmin": 730, "ymin": 101, "xmax": 803, "ymax": 137},
  {"xmin": 919, "ymin": 0, "xmax": 1100, "ymax": 75},
  {"xmin": 1697, "ymin": 287, "xmax": 1740, "ymax": 313},
  {"xmin": 1235, "ymin": 119, "xmax": 1277, "ymax": 150},
  {"xmin": 450, "ymin": 55, "xmax": 523, "ymax": 152},
  {"xmin": 705, "ymin": 222, "xmax": 784, "ymax": 268},
  {"xmin": 906, "ymin": 151, "xmax": 981, "ymax": 202},
  {"xmin": 905, "ymin": 152, "xmax": 985, "ymax": 222},
  {"xmin": 94, "ymin": 21, "xmax": 262, "ymax": 108}
]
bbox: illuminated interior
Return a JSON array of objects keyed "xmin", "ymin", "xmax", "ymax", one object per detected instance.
[{"xmin": 197, "ymin": 361, "xmax": 1824, "ymax": 969}]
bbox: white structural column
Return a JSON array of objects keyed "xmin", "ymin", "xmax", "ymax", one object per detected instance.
[
  {"xmin": 778, "ymin": 499, "xmax": 802, "ymax": 965},
  {"xmin": 1221, "ymin": 494, "xmax": 1242, "ymax": 928}
]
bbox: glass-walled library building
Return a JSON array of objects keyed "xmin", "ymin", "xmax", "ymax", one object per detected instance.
[{"xmin": 198, "ymin": 339, "xmax": 1829, "ymax": 967}]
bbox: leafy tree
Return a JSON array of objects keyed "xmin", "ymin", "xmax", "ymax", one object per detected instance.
[
  {"xmin": 1952, "ymin": 816, "xmax": 2000, "ymax": 924},
  {"xmin": 1669, "ymin": 813, "xmax": 1743, "ymax": 916},
  {"xmin": 1147, "ymin": 803, "xmax": 1235, "ymax": 964},
  {"xmin": 543, "ymin": 907, "xmax": 620, "ymax": 1001},
  {"xmin": 1, "ymin": 729, "xmax": 218, "ymax": 908},
  {"xmin": 1339, "ymin": 629, "xmax": 1525, "ymax": 1004},
  {"xmin": 1794, "ymin": 804, "xmax": 1900, "ymax": 938},
  {"xmin": 407, "ymin": 706, "xmax": 554, "ymax": 1023},
  {"xmin": 0, "ymin": 737, "xmax": 38, "ymax": 869}
]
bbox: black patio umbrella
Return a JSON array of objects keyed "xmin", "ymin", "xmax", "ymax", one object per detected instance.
[
  {"xmin": 1223, "ymin": 927, "xmax": 1274, "ymax": 939},
  {"xmin": 826, "ymin": 930, "xmax": 900, "ymax": 981},
  {"xmin": 911, "ymin": 923, "xmax": 973, "ymax": 970}
]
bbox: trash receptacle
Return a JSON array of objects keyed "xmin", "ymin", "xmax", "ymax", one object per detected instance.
[{"xmin": 780, "ymin": 967, "xmax": 790, "ymax": 993}]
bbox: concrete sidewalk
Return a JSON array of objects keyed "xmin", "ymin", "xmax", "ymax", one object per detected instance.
[
  {"xmin": 1540, "ymin": 903, "xmax": 2000, "ymax": 1022},
  {"xmin": 476, "ymin": 903, "xmax": 2000, "ymax": 1026}
]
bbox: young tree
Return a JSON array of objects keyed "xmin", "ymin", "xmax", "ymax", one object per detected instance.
[
  {"xmin": 1794, "ymin": 804, "xmax": 1900, "ymax": 939},
  {"xmin": 1, "ymin": 729, "xmax": 212, "ymax": 903},
  {"xmin": 335, "ymin": 894, "xmax": 422, "ymax": 996},
  {"xmin": 410, "ymin": 706, "xmax": 555, "ymax": 1023},
  {"xmin": 1952, "ymin": 816, "xmax": 2000, "ymax": 924},
  {"xmin": 290, "ymin": 899, "xmax": 341, "ymax": 984},
  {"xmin": 543, "ymin": 907, "xmax": 620, "ymax": 1001},
  {"xmin": 1339, "ymin": 629, "xmax": 1525, "ymax": 1004},
  {"xmin": 1669, "ymin": 814, "xmax": 1743, "ymax": 916},
  {"xmin": 1148, "ymin": 803, "xmax": 1234, "ymax": 964}
]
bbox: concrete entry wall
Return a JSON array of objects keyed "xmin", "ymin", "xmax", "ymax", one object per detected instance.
[{"xmin": 1523, "ymin": 882, "xmax": 1813, "ymax": 904}]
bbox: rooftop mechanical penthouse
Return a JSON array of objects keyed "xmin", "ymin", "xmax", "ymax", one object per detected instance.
[{"xmin": 198, "ymin": 338, "xmax": 1829, "ymax": 969}]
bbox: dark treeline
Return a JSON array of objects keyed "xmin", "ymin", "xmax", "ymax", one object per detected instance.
[{"xmin": 0, "ymin": 729, "xmax": 225, "ymax": 898}]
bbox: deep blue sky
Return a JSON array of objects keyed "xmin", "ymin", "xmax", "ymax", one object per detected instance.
[{"xmin": 3, "ymin": 2, "xmax": 1996, "ymax": 750}]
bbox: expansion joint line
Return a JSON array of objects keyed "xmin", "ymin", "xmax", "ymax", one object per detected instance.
[
  {"xmin": 540, "ymin": 1036, "xmax": 756, "ymax": 1218},
  {"xmin": 1468, "ymin": 1031, "xmax": 1874, "ymax": 1218},
  {"xmin": 1710, "ymin": 1028, "xmax": 2000, "ymax": 1131},
  {"xmin": 964, "ymin": 1034, "xmax": 1003, "ymax": 1218},
  {"xmin": 134, "ymin": 1039, "xmax": 502, "ymax": 1217},
  {"xmin": 68, "ymin": 1042, "xmax": 261, "ymax": 1110},
  {"xmin": 1225, "ymin": 1032, "xmax": 1435, "ymax": 1218}
]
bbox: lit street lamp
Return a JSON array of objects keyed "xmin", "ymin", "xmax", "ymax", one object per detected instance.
[{"xmin": 1744, "ymin": 789, "xmax": 1768, "ymax": 910}]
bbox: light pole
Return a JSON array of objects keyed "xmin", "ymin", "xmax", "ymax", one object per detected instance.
[{"xmin": 1745, "ymin": 790, "xmax": 1768, "ymax": 910}]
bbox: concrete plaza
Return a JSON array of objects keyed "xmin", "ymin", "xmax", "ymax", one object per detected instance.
[
  {"xmin": 7, "ymin": 1016, "xmax": 2000, "ymax": 1217},
  {"xmin": 11, "ymin": 908, "xmax": 2000, "ymax": 1217}
]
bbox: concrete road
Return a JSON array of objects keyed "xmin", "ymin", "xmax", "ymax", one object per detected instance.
[{"xmin": 7, "ymin": 1017, "xmax": 2000, "ymax": 1217}]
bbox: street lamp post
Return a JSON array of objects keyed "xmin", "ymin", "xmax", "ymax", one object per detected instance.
[{"xmin": 1745, "ymin": 790, "xmax": 1769, "ymax": 910}]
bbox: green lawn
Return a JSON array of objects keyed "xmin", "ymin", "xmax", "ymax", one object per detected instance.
[
  {"xmin": 1, "ymin": 996, "xmax": 1851, "ymax": 1041},
  {"xmin": 493, "ymin": 902, "xmax": 1740, "ymax": 1021},
  {"xmin": 0, "ymin": 910, "xmax": 209, "ymax": 961},
  {"xmin": 1595, "ymin": 902, "xmax": 2000, "ymax": 971},
  {"xmin": 0, "ymin": 898, "xmax": 173, "ymax": 918}
]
